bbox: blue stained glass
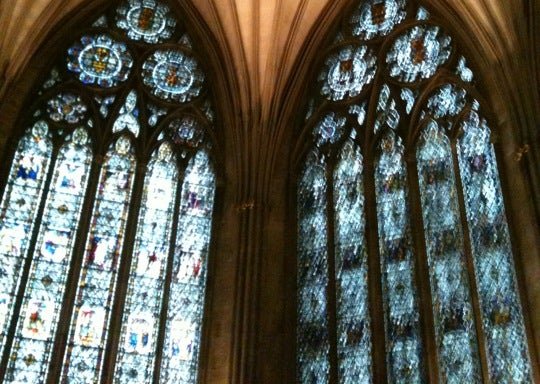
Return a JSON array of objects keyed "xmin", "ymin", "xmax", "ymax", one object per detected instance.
[
  {"xmin": 67, "ymin": 34, "xmax": 133, "ymax": 88},
  {"xmin": 116, "ymin": 0, "xmax": 177, "ymax": 44},
  {"xmin": 4, "ymin": 128, "xmax": 92, "ymax": 383},
  {"xmin": 0, "ymin": 122, "xmax": 52, "ymax": 359},
  {"xmin": 160, "ymin": 150, "xmax": 215, "ymax": 383},
  {"xmin": 318, "ymin": 45, "xmax": 377, "ymax": 101},
  {"xmin": 333, "ymin": 141, "xmax": 372, "ymax": 383},
  {"xmin": 142, "ymin": 50, "xmax": 204, "ymax": 103},
  {"xmin": 375, "ymin": 132, "xmax": 425, "ymax": 383},
  {"xmin": 387, "ymin": 25, "xmax": 452, "ymax": 82},
  {"xmin": 426, "ymin": 85, "xmax": 467, "ymax": 119},
  {"xmin": 417, "ymin": 121, "xmax": 481, "ymax": 382},
  {"xmin": 458, "ymin": 112, "xmax": 532, "ymax": 382},
  {"xmin": 114, "ymin": 143, "xmax": 178, "ymax": 383},
  {"xmin": 166, "ymin": 116, "xmax": 205, "ymax": 148},
  {"xmin": 113, "ymin": 91, "xmax": 141, "ymax": 137},
  {"xmin": 47, "ymin": 93, "xmax": 88, "ymax": 124},
  {"xmin": 297, "ymin": 151, "xmax": 330, "ymax": 384},
  {"xmin": 374, "ymin": 84, "xmax": 400, "ymax": 134},
  {"xmin": 313, "ymin": 112, "xmax": 347, "ymax": 147},
  {"xmin": 61, "ymin": 136, "xmax": 136, "ymax": 383},
  {"xmin": 348, "ymin": 0, "xmax": 407, "ymax": 40}
]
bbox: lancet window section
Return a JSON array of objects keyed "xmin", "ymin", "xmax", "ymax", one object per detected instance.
[
  {"xmin": 295, "ymin": 0, "xmax": 534, "ymax": 383},
  {"xmin": 0, "ymin": 1, "xmax": 219, "ymax": 383}
]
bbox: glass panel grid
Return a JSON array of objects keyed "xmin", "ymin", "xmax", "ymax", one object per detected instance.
[
  {"xmin": 4, "ymin": 130, "xmax": 92, "ymax": 383},
  {"xmin": 297, "ymin": 152, "xmax": 330, "ymax": 384},
  {"xmin": 61, "ymin": 137, "xmax": 136, "ymax": 383},
  {"xmin": 0, "ymin": 123, "xmax": 52, "ymax": 358},
  {"xmin": 458, "ymin": 113, "xmax": 532, "ymax": 383},
  {"xmin": 333, "ymin": 141, "xmax": 372, "ymax": 383},
  {"xmin": 417, "ymin": 121, "xmax": 481, "ymax": 382},
  {"xmin": 113, "ymin": 143, "xmax": 178, "ymax": 383},
  {"xmin": 160, "ymin": 150, "xmax": 216, "ymax": 383},
  {"xmin": 375, "ymin": 133, "xmax": 425, "ymax": 383}
]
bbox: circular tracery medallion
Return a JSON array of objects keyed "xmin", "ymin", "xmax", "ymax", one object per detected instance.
[
  {"xmin": 349, "ymin": 0, "xmax": 407, "ymax": 40},
  {"xmin": 116, "ymin": 0, "xmax": 176, "ymax": 43},
  {"xmin": 67, "ymin": 35, "xmax": 133, "ymax": 88},
  {"xmin": 386, "ymin": 25, "xmax": 452, "ymax": 83},
  {"xmin": 142, "ymin": 50, "xmax": 204, "ymax": 103},
  {"xmin": 319, "ymin": 45, "xmax": 377, "ymax": 101}
]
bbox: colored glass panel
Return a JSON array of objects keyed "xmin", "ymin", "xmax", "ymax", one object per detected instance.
[
  {"xmin": 61, "ymin": 136, "xmax": 136, "ymax": 383},
  {"xmin": 313, "ymin": 112, "xmax": 347, "ymax": 147},
  {"xmin": 47, "ymin": 93, "xmax": 88, "ymax": 124},
  {"xmin": 142, "ymin": 50, "xmax": 204, "ymax": 103},
  {"xmin": 113, "ymin": 91, "xmax": 141, "ymax": 137},
  {"xmin": 166, "ymin": 117, "xmax": 205, "ymax": 148},
  {"xmin": 297, "ymin": 151, "xmax": 330, "ymax": 384},
  {"xmin": 374, "ymin": 84, "xmax": 400, "ymax": 134},
  {"xmin": 458, "ymin": 112, "xmax": 533, "ymax": 382},
  {"xmin": 67, "ymin": 34, "xmax": 133, "ymax": 88},
  {"xmin": 4, "ymin": 128, "xmax": 92, "ymax": 383},
  {"xmin": 387, "ymin": 25, "xmax": 452, "ymax": 83},
  {"xmin": 349, "ymin": 0, "xmax": 406, "ymax": 40},
  {"xmin": 319, "ymin": 45, "xmax": 377, "ymax": 101},
  {"xmin": 375, "ymin": 132, "xmax": 424, "ymax": 383},
  {"xmin": 426, "ymin": 84, "xmax": 466, "ymax": 119},
  {"xmin": 333, "ymin": 141, "xmax": 372, "ymax": 383},
  {"xmin": 114, "ymin": 143, "xmax": 178, "ymax": 383},
  {"xmin": 417, "ymin": 121, "xmax": 481, "ymax": 382},
  {"xmin": 116, "ymin": 0, "xmax": 176, "ymax": 44},
  {"xmin": 0, "ymin": 122, "xmax": 52, "ymax": 358},
  {"xmin": 160, "ymin": 150, "xmax": 215, "ymax": 383}
]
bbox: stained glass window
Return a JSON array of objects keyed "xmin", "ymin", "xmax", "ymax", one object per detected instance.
[
  {"xmin": 333, "ymin": 141, "xmax": 372, "ymax": 383},
  {"xmin": 61, "ymin": 136, "xmax": 136, "ymax": 383},
  {"xmin": 0, "ymin": 0, "xmax": 218, "ymax": 382},
  {"xmin": 417, "ymin": 121, "xmax": 481, "ymax": 381},
  {"xmin": 296, "ymin": 0, "xmax": 534, "ymax": 382},
  {"xmin": 375, "ymin": 132, "xmax": 424, "ymax": 382},
  {"xmin": 297, "ymin": 151, "xmax": 331, "ymax": 384},
  {"xmin": 0, "ymin": 122, "xmax": 52, "ymax": 358},
  {"xmin": 458, "ymin": 112, "xmax": 532, "ymax": 382},
  {"xmin": 5, "ymin": 128, "xmax": 92, "ymax": 382}
]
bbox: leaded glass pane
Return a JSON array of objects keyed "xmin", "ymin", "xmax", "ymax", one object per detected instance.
[
  {"xmin": 333, "ymin": 141, "xmax": 372, "ymax": 383},
  {"xmin": 142, "ymin": 50, "xmax": 204, "ymax": 103},
  {"xmin": 160, "ymin": 150, "xmax": 215, "ymax": 383},
  {"xmin": 417, "ymin": 121, "xmax": 481, "ymax": 382},
  {"xmin": 0, "ymin": 122, "xmax": 52, "ymax": 358},
  {"xmin": 348, "ymin": 0, "xmax": 407, "ymax": 40},
  {"xmin": 297, "ymin": 151, "xmax": 330, "ymax": 384},
  {"xmin": 116, "ymin": 0, "xmax": 177, "ymax": 44},
  {"xmin": 61, "ymin": 136, "xmax": 136, "ymax": 383},
  {"xmin": 375, "ymin": 132, "xmax": 424, "ymax": 382},
  {"xmin": 4, "ymin": 129, "xmax": 92, "ymax": 383},
  {"xmin": 387, "ymin": 25, "xmax": 452, "ymax": 83},
  {"xmin": 113, "ymin": 91, "xmax": 141, "ymax": 137},
  {"xmin": 47, "ymin": 93, "xmax": 88, "ymax": 124},
  {"xmin": 67, "ymin": 35, "xmax": 133, "ymax": 88},
  {"xmin": 318, "ymin": 45, "xmax": 377, "ymax": 101},
  {"xmin": 458, "ymin": 112, "xmax": 532, "ymax": 382},
  {"xmin": 114, "ymin": 143, "xmax": 178, "ymax": 383}
]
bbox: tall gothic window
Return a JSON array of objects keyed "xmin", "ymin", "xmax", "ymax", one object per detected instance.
[
  {"xmin": 0, "ymin": 1, "xmax": 218, "ymax": 383},
  {"xmin": 296, "ymin": 0, "xmax": 534, "ymax": 383}
]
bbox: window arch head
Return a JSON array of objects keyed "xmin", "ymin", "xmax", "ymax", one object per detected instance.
[
  {"xmin": 295, "ymin": 1, "xmax": 534, "ymax": 383},
  {"xmin": 0, "ymin": 1, "xmax": 220, "ymax": 383}
]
